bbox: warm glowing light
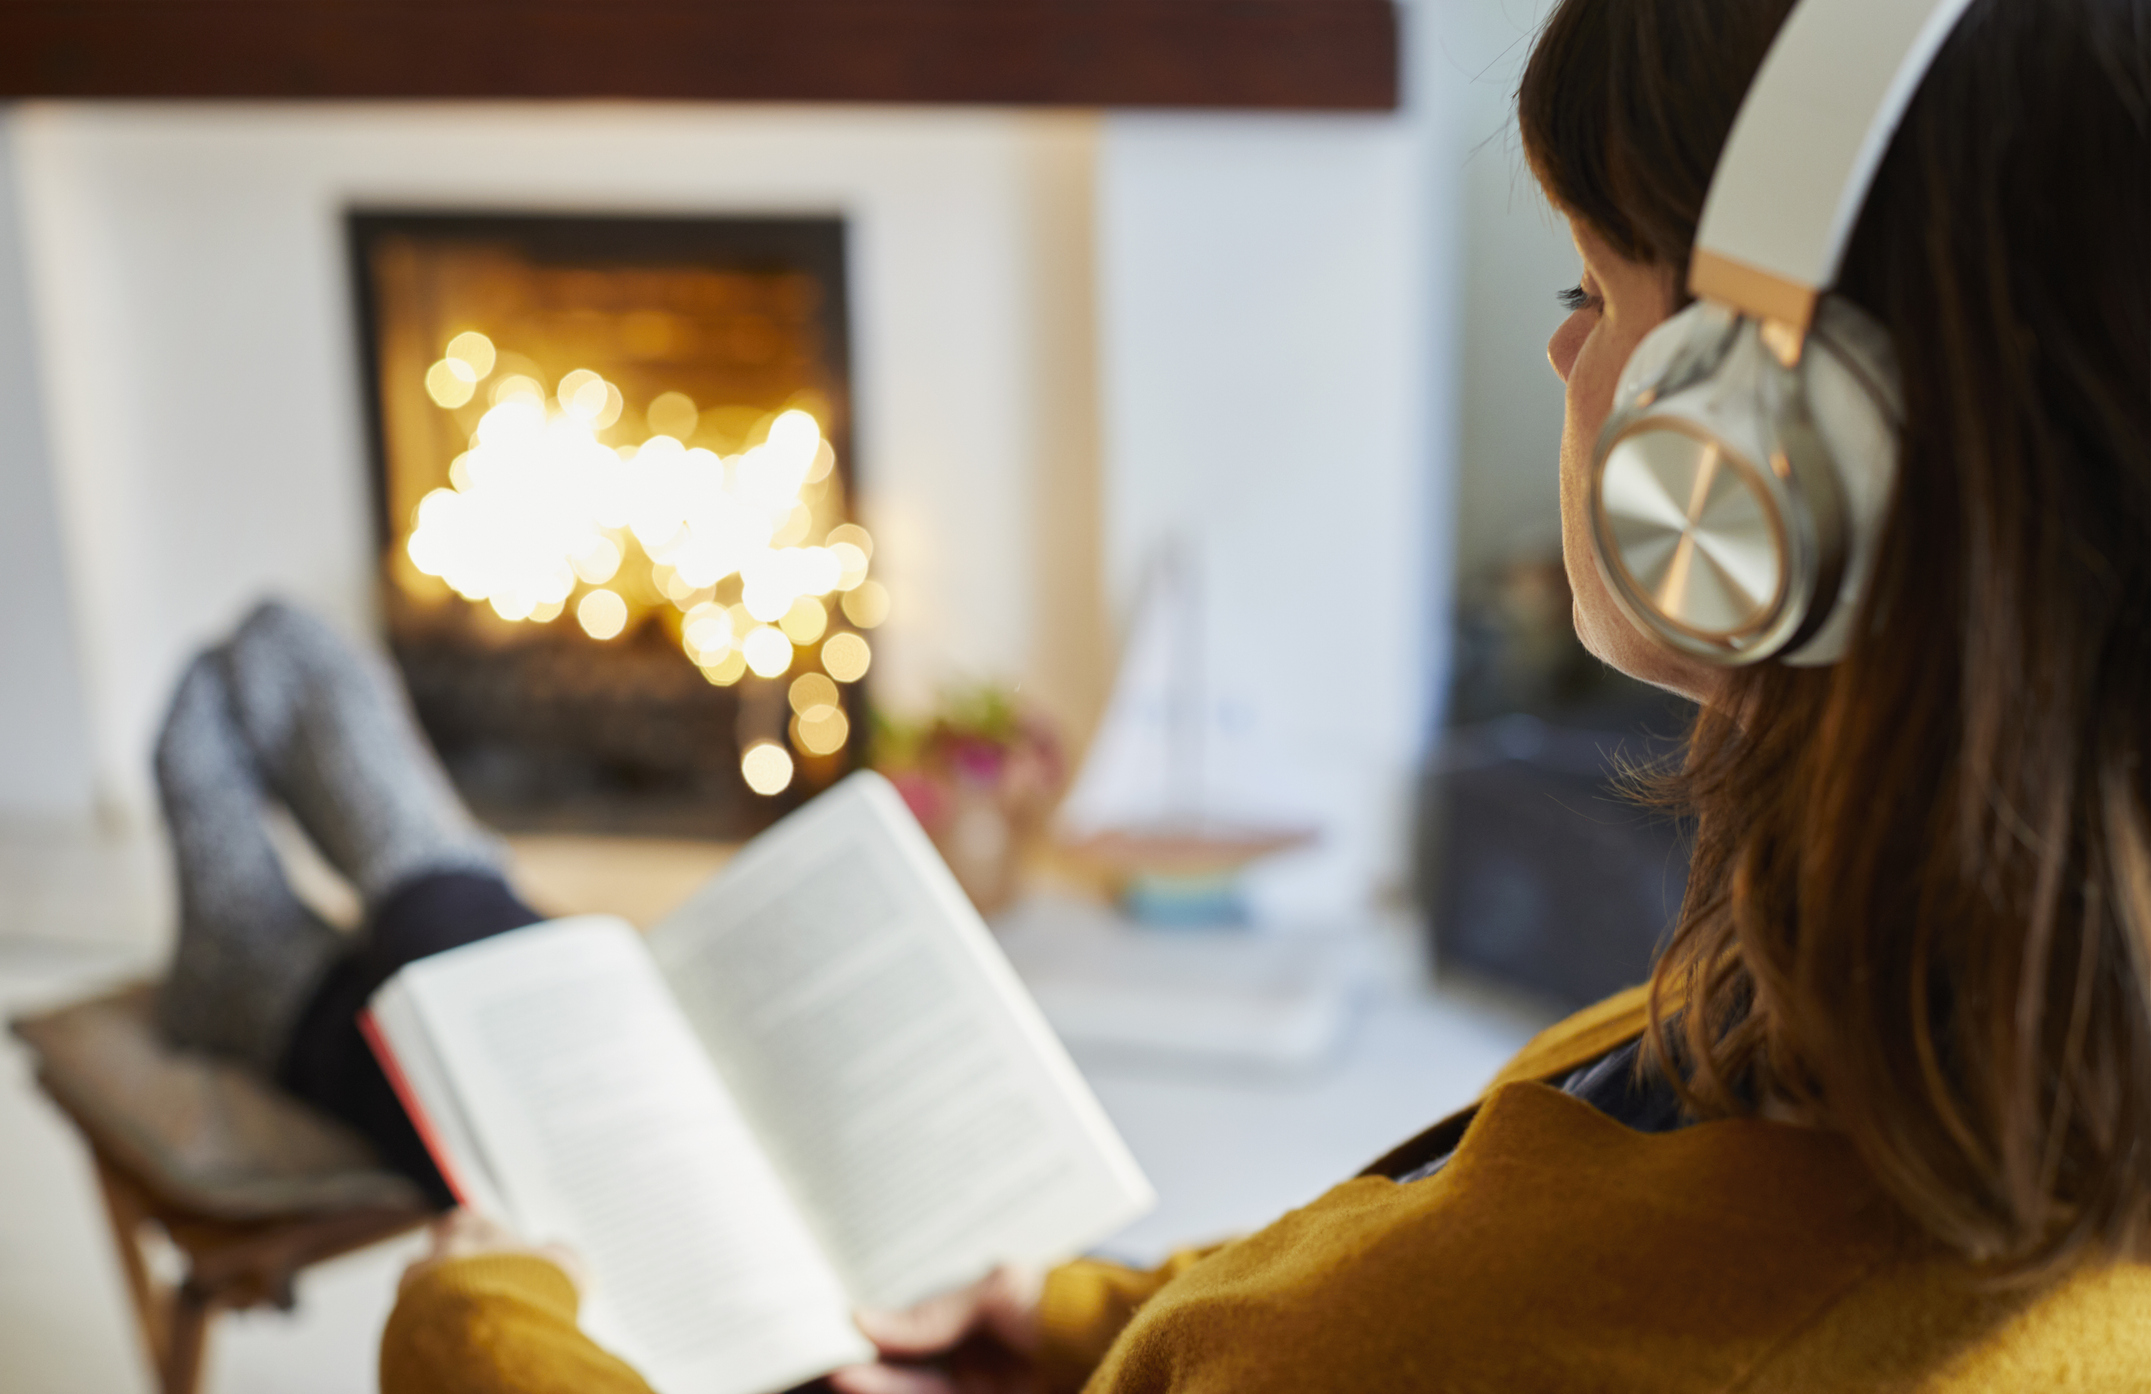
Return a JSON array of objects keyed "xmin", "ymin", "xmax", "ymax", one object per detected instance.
[
  {"xmin": 741, "ymin": 742, "xmax": 794, "ymax": 795},
  {"xmin": 682, "ymin": 601, "xmax": 735, "ymax": 662},
  {"xmin": 840, "ymin": 580, "xmax": 889, "ymax": 630},
  {"xmin": 830, "ymin": 542, "xmax": 869, "ymax": 591},
  {"xmin": 822, "ymin": 631, "xmax": 871, "ymax": 683},
  {"xmin": 426, "ymin": 358, "xmax": 478, "ymax": 409},
  {"xmin": 771, "ymin": 502, "xmax": 813, "ymax": 548},
  {"xmin": 767, "ymin": 409, "xmax": 820, "ymax": 459},
  {"xmin": 788, "ymin": 672, "xmax": 839, "ymax": 716},
  {"xmin": 559, "ymin": 369, "xmax": 612, "ymax": 424},
  {"xmin": 740, "ymin": 546, "xmax": 843, "ymax": 622},
  {"xmin": 701, "ymin": 649, "xmax": 747, "ymax": 685},
  {"xmin": 405, "ymin": 335, "xmax": 877, "ymax": 677},
  {"xmin": 577, "ymin": 589, "xmax": 628, "ymax": 640},
  {"xmin": 826, "ymin": 523, "xmax": 873, "ymax": 560},
  {"xmin": 647, "ymin": 391, "xmax": 699, "ymax": 440},
  {"xmin": 734, "ymin": 413, "xmax": 821, "ymax": 517},
  {"xmin": 779, "ymin": 596, "xmax": 828, "ymax": 645},
  {"xmin": 404, "ymin": 401, "xmax": 617, "ymax": 621},
  {"xmin": 492, "ymin": 374, "xmax": 545, "ymax": 406},
  {"xmin": 570, "ymin": 536, "xmax": 623, "ymax": 585},
  {"xmin": 793, "ymin": 706, "xmax": 850, "ymax": 757},
  {"xmin": 445, "ymin": 331, "xmax": 497, "ymax": 379},
  {"xmin": 742, "ymin": 564, "xmax": 796, "ymax": 621},
  {"xmin": 800, "ymin": 547, "xmax": 844, "ymax": 595},
  {"xmin": 743, "ymin": 625, "xmax": 793, "ymax": 678}
]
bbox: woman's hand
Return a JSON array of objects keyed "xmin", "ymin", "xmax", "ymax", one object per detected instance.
[
  {"xmin": 831, "ymin": 1264, "xmax": 1045, "ymax": 1394},
  {"xmin": 397, "ymin": 1208, "xmax": 588, "ymax": 1296}
]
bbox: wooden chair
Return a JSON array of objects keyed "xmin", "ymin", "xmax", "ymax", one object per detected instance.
[
  {"xmin": 12, "ymin": 984, "xmax": 429, "ymax": 1394},
  {"xmin": 87, "ymin": 1145, "xmax": 426, "ymax": 1394}
]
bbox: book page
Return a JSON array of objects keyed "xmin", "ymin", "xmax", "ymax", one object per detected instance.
[
  {"xmin": 389, "ymin": 916, "xmax": 873, "ymax": 1394},
  {"xmin": 650, "ymin": 774, "xmax": 1155, "ymax": 1310},
  {"xmin": 362, "ymin": 984, "xmax": 511, "ymax": 1218}
]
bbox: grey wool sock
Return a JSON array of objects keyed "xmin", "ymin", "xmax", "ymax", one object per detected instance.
[
  {"xmin": 154, "ymin": 653, "xmax": 346, "ymax": 1072},
  {"xmin": 222, "ymin": 599, "xmax": 502, "ymax": 905}
]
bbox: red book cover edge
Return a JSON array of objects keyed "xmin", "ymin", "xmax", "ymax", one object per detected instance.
[{"xmin": 359, "ymin": 1006, "xmax": 475, "ymax": 1210}]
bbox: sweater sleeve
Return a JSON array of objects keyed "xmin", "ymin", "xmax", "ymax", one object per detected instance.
[
  {"xmin": 380, "ymin": 1253, "xmax": 657, "ymax": 1394},
  {"xmin": 384, "ymin": 1248, "xmax": 1232, "ymax": 1394},
  {"xmin": 1035, "ymin": 1246, "xmax": 1229, "ymax": 1392}
]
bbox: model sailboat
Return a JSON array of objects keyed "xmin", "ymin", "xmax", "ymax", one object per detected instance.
[{"xmin": 1057, "ymin": 543, "xmax": 1315, "ymax": 924}]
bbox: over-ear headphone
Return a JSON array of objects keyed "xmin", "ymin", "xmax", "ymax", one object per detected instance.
[{"xmin": 1589, "ymin": 0, "xmax": 1977, "ymax": 666}]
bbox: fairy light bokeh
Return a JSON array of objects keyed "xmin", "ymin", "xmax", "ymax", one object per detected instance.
[{"xmin": 395, "ymin": 327, "xmax": 878, "ymax": 798}]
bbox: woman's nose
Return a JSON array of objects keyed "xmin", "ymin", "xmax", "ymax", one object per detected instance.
[{"xmin": 1547, "ymin": 312, "xmax": 1587, "ymax": 383}]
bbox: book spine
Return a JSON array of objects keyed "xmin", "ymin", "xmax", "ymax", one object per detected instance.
[{"xmin": 358, "ymin": 1007, "xmax": 473, "ymax": 1210}]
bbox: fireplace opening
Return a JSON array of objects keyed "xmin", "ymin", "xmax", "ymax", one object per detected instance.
[{"xmin": 348, "ymin": 211, "xmax": 876, "ymax": 838}]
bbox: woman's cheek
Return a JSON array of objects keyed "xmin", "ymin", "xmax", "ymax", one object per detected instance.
[{"xmin": 1570, "ymin": 329, "xmax": 1626, "ymax": 444}]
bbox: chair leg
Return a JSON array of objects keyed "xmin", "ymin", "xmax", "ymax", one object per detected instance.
[
  {"xmin": 93, "ymin": 1157, "xmax": 171, "ymax": 1378},
  {"xmin": 93, "ymin": 1156, "xmax": 216, "ymax": 1394},
  {"xmin": 163, "ymin": 1283, "xmax": 215, "ymax": 1394}
]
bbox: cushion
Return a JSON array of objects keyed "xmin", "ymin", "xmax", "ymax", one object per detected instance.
[{"xmin": 10, "ymin": 982, "xmax": 426, "ymax": 1220}]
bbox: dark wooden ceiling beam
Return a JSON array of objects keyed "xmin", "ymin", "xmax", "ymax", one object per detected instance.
[{"xmin": 0, "ymin": 2, "xmax": 1397, "ymax": 110}]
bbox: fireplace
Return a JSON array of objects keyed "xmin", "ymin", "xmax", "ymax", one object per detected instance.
[{"xmin": 348, "ymin": 212, "xmax": 876, "ymax": 837}]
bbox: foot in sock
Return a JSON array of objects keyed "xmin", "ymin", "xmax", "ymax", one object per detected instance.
[
  {"xmin": 221, "ymin": 600, "xmax": 501, "ymax": 904},
  {"xmin": 155, "ymin": 652, "xmax": 346, "ymax": 1072}
]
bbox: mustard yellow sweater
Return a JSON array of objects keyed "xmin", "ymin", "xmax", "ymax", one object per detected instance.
[{"xmin": 381, "ymin": 988, "xmax": 2151, "ymax": 1392}]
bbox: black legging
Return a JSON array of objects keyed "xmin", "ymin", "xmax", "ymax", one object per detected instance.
[{"xmin": 278, "ymin": 871, "xmax": 542, "ymax": 1209}]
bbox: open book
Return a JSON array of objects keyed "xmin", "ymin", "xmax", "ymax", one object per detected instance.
[{"xmin": 361, "ymin": 772, "xmax": 1155, "ymax": 1394}]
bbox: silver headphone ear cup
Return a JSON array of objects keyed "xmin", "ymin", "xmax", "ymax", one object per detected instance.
[
  {"xmin": 1591, "ymin": 313, "xmax": 1798, "ymax": 663},
  {"xmin": 1776, "ymin": 297, "xmax": 1901, "ymax": 665},
  {"xmin": 1588, "ymin": 297, "xmax": 1901, "ymax": 669},
  {"xmin": 1614, "ymin": 301, "xmax": 1738, "ymax": 407}
]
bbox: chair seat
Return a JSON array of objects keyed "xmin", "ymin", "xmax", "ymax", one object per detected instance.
[{"xmin": 11, "ymin": 981, "xmax": 425, "ymax": 1219}]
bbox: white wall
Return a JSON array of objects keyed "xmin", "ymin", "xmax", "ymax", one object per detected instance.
[
  {"xmin": 0, "ymin": 118, "xmax": 95, "ymax": 821},
  {"xmin": 8, "ymin": 103, "xmax": 1099, "ymax": 817},
  {"xmin": 1095, "ymin": 0, "xmax": 1471, "ymax": 919},
  {"xmin": 1097, "ymin": 110, "xmax": 1448, "ymax": 920},
  {"xmin": 1421, "ymin": 0, "xmax": 1580, "ymax": 579}
]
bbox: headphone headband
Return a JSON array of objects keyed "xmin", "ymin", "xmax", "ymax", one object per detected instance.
[{"xmin": 1691, "ymin": 0, "xmax": 1978, "ymax": 331}]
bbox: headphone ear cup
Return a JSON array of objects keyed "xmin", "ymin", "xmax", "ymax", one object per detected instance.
[
  {"xmin": 1588, "ymin": 292, "xmax": 1901, "ymax": 669},
  {"xmin": 1611, "ymin": 301, "xmax": 1736, "ymax": 411},
  {"xmin": 1589, "ymin": 301, "xmax": 1788, "ymax": 661},
  {"xmin": 1777, "ymin": 297, "xmax": 1902, "ymax": 665}
]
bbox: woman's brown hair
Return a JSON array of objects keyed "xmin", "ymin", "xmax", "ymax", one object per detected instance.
[{"xmin": 1521, "ymin": 0, "xmax": 2151, "ymax": 1278}]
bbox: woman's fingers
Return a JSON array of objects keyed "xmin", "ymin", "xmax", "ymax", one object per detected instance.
[
  {"xmin": 397, "ymin": 1208, "xmax": 586, "ymax": 1295},
  {"xmin": 855, "ymin": 1265, "xmax": 1045, "ymax": 1360},
  {"xmin": 534, "ymin": 1241, "xmax": 589, "ymax": 1296},
  {"xmin": 433, "ymin": 1209, "xmax": 520, "ymax": 1257},
  {"xmin": 855, "ymin": 1282, "xmax": 986, "ymax": 1357},
  {"xmin": 828, "ymin": 1364, "xmax": 957, "ymax": 1394},
  {"xmin": 973, "ymin": 1265, "xmax": 1044, "ymax": 1352}
]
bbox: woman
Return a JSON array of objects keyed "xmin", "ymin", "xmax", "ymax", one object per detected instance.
[{"xmin": 381, "ymin": 0, "xmax": 2151, "ymax": 1387}]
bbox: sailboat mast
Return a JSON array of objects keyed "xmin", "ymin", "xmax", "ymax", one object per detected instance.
[{"xmin": 1165, "ymin": 539, "xmax": 1204, "ymax": 830}]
